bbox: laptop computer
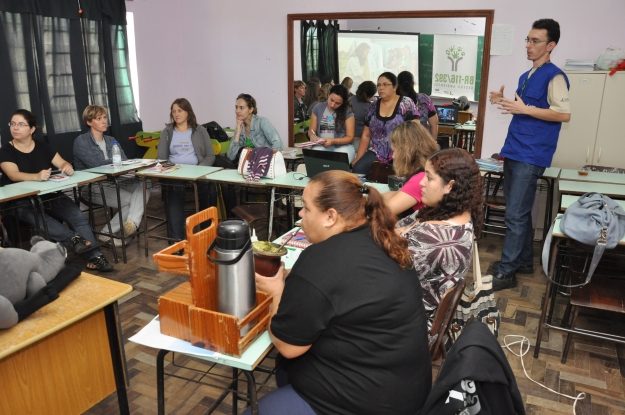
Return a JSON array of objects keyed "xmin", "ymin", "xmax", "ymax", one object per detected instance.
[
  {"xmin": 435, "ymin": 105, "xmax": 459, "ymax": 126},
  {"xmin": 302, "ymin": 149, "xmax": 351, "ymax": 178}
]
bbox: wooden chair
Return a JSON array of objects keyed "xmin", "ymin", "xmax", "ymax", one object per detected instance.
[
  {"xmin": 482, "ymin": 172, "xmax": 506, "ymax": 237},
  {"xmin": 560, "ymin": 258, "xmax": 625, "ymax": 363},
  {"xmin": 368, "ymin": 161, "xmax": 395, "ymax": 184},
  {"xmin": 429, "ymin": 278, "xmax": 467, "ymax": 360},
  {"xmin": 534, "ymin": 244, "xmax": 625, "ymax": 363}
]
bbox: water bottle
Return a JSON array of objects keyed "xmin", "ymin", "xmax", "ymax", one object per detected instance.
[{"xmin": 112, "ymin": 141, "xmax": 122, "ymax": 169}]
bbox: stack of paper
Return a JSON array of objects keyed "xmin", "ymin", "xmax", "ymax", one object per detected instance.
[
  {"xmin": 564, "ymin": 59, "xmax": 596, "ymax": 71},
  {"xmin": 295, "ymin": 140, "xmax": 325, "ymax": 148},
  {"xmin": 280, "ymin": 230, "xmax": 312, "ymax": 249}
]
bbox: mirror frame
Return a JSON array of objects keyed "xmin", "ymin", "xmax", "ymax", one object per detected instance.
[{"xmin": 287, "ymin": 10, "xmax": 494, "ymax": 157}]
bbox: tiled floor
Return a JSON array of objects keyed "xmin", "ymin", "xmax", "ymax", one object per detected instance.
[{"xmin": 53, "ymin": 193, "xmax": 625, "ymax": 415}]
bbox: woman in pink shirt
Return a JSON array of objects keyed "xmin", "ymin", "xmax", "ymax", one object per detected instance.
[{"xmin": 383, "ymin": 121, "xmax": 438, "ymax": 216}]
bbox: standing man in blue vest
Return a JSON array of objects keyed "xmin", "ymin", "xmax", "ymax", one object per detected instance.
[{"xmin": 488, "ymin": 18, "xmax": 570, "ymax": 291}]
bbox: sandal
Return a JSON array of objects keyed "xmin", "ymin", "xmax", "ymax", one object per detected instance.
[
  {"xmin": 71, "ymin": 235, "xmax": 91, "ymax": 255},
  {"xmin": 87, "ymin": 254, "xmax": 114, "ymax": 272}
]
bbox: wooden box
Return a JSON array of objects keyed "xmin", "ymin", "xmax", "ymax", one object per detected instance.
[{"xmin": 155, "ymin": 208, "xmax": 272, "ymax": 357}]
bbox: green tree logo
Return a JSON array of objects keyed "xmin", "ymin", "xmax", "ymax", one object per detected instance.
[{"xmin": 445, "ymin": 46, "xmax": 465, "ymax": 72}]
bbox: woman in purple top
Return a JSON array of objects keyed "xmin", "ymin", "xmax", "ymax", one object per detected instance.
[
  {"xmin": 398, "ymin": 70, "xmax": 438, "ymax": 139},
  {"xmin": 352, "ymin": 72, "xmax": 418, "ymax": 178}
]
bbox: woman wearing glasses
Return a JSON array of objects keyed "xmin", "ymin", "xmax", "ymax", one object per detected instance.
[
  {"xmin": 352, "ymin": 72, "xmax": 419, "ymax": 178},
  {"xmin": 226, "ymin": 93, "xmax": 283, "ymax": 161},
  {"xmin": 0, "ymin": 109, "xmax": 114, "ymax": 271},
  {"xmin": 307, "ymin": 84, "xmax": 356, "ymax": 163}
]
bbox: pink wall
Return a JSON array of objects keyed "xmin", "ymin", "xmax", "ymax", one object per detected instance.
[{"xmin": 127, "ymin": 0, "xmax": 625, "ymax": 158}]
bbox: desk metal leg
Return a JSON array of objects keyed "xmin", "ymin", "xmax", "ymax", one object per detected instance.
[
  {"xmin": 534, "ymin": 241, "xmax": 561, "ymax": 358},
  {"xmin": 157, "ymin": 349, "xmax": 169, "ymax": 415},
  {"xmin": 104, "ymin": 303, "xmax": 130, "ymax": 415},
  {"xmin": 35, "ymin": 196, "xmax": 50, "ymax": 239},
  {"xmin": 232, "ymin": 368, "xmax": 239, "ymax": 415},
  {"xmin": 112, "ymin": 177, "xmax": 127, "ymax": 263},
  {"xmin": 242, "ymin": 369, "xmax": 259, "ymax": 415},
  {"xmin": 193, "ymin": 181, "xmax": 200, "ymax": 213},
  {"xmin": 268, "ymin": 187, "xmax": 276, "ymax": 240},
  {"xmin": 143, "ymin": 178, "xmax": 149, "ymax": 257},
  {"xmin": 97, "ymin": 180, "xmax": 119, "ymax": 264}
]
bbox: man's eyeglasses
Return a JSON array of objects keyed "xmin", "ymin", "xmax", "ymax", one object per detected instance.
[
  {"xmin": 524, "ymin": 37, "xmax": 550, "ymax": 45},
  {"xmin": 8, "ymin": 122, "xmax": 29, "ymax": 128},
  {"xmin": 377, "ymin": 83, "xmax": 393, "ymax": 88}
]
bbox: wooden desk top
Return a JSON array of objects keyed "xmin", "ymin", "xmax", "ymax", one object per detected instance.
[
  {"xmin": 560, "ymin": 169, "xmax": 625, "ymax": 185},
  {"xmin": 130, "ymin": 318, "xmax": 273, "ymax": 371},
  {"xmin": 205, "ymin": 169, "xmax": 286, "ymax": 187},
  {"xmin": 136, "ymin": 164, "xmax": 223, "ymax": 180},
  {"xmin": 0, "ymin": 272, "xmax": 132, "ymax": 360},
  {"xmin": 542, "ymin": 167, "xmax": 561, "ymax": 179},
  {"xmin": 551, "ymin": 216, "xmax": 625, "ymax": 245},
  {"xmin": 558, "ymin": 180, "xmax": 625, "ymax": 198},
  {"xmin": 11, "ymin": 171, "xmax": 107, "ymax": 196},
  {"xmin": 84, "ymin": 159, "xmax": 158, "ymax": 176},
  {"xmin": 0, "ymin": 186, "xmax": 40, "ymax": 204},
  {"xmin": 560, "ymin": 194, "xmax": 625, "ymax": 210}
]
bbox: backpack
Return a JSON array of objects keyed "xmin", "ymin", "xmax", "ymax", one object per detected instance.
[{"xmin": 203, "ymin": 121, "xmax": 229, "ymax": 142}]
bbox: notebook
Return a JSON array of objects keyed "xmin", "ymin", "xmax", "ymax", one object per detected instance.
[
  {"xmin": 435, "ymin": 105, "xmax": 459, "ymax": 126},
  {"xmin": 302, "ymin": 149, "xmax": 351, "ymax": 178}
]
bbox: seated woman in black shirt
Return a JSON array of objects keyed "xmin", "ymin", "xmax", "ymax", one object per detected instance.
[
  {"xmin": 0, "ymin": 109, "xmax": 113, "ymax": 271},
  {"xmin": 248, "ymin": 170, "xmax": 431, "ymax": 415}
]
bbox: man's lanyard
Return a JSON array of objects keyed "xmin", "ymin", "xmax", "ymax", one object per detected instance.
[{"xmin": 519, "ymin": 61, "xmax": 550, "ymax": 98}]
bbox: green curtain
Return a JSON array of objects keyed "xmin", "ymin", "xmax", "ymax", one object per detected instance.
[{"xmin": 300, "ymin": 20, "xmax": 339, "ymax": 83}]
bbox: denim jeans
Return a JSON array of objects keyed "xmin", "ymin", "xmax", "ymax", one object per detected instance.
[
  {"xmin": 82, "ymin": 179, "xmax": 150, "ymax": 233},
  {"xmin": 241, "ymin": 355, "xmax": 316, "ymax": 415},
  {"xmin": 163, "ymin": 180, "xmax": 216, "ymax": 241},
  {"xmin": 498, "ymin": 158, "xmax": 545, "ymax": 275},
  {"xmin": 15, "ymin": 193, "xmax": 102, "ymax": 260},
  {"xmin": 351, "ymin": 150, "xmax": 378, "ymax": 177}
]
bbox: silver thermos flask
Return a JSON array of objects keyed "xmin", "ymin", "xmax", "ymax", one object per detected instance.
[{"xmin": 207, "ymin": 220, "xmax": 256, "ymax": 335}]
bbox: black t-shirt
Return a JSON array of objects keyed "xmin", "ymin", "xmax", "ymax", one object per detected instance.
[
  {"xmin": 271, "ymin": 225, "xmax": 431, "ymax": 415},
  {"xmin": 0, "ymin": 140, "xmax": 57, "ymax": 186}
]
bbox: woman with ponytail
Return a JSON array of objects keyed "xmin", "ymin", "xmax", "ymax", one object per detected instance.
[
  {"xmin": 398, "ymin": 70, "xmax": 439, "ymax": 139},
  {"xmin": 251, "ymin": 170, "xmax": 431, "ymax": 415},
  {"xmin": 396, "ymin": 148, "xmax": 483, "ymax": 346}
]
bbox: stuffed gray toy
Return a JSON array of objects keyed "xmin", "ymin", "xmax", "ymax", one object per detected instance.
[{"xmin": 0, "ymin": 236, "xmax": 70, "ymax": 329}]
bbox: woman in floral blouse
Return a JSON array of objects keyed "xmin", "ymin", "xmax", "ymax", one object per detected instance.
[
  {"xmin": 352, "ymin": 72, "xmax": 418, "ymax": 178},
  {"xmin": 396, "ymin": 148, "xmax": 483, "ymax": 345}
]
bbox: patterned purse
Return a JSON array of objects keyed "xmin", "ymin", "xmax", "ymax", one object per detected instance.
[{"xmin": 450, "ymin": 242, "xmax": 500, "ymax": 341}]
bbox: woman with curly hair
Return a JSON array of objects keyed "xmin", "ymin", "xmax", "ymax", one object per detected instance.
[
  {"xmin": 250, "ymin": 170, "xmax": 431, "ymax": 415},
  {"xmin": 308, "ymin": 84, "xmax": 356, "ymax": 163},
  {"xmin": 396, "ymin": 148, "xmax": 483, "ymax": 346},
  {"xmin": 383, "ymin": 121, "xmax": 438, "ymax": 216}
]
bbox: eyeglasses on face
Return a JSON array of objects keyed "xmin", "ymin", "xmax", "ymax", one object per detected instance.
[
  {"xmin": 377, "ymin": 83, "xmax": 393, "ymax": 88},
  {"xmin": 524, "ymin": 37, "xmax": 550, "ymax": 45},
  {"xmin": 9, "ymin": 122, "xmax": 29, "ymax": 128}
]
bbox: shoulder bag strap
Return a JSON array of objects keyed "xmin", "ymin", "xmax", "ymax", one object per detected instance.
[{"xmin": 240, "ymin": 148, "xmax": 253, "ymax": 179}]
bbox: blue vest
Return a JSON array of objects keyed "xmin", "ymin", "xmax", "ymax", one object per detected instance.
[{"xmin": 500, "ymin": 62, "xmax": 569, "ymax": 167}]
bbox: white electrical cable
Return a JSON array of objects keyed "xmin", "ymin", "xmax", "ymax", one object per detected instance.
[{"xmin": 503, "ymin": 335, "xmax": 586, "ymax": 415}]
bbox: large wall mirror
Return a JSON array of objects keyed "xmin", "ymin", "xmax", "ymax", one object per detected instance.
[{"xmin": 287, "ymin": 10, "xmax": 494, "ymax": 157}]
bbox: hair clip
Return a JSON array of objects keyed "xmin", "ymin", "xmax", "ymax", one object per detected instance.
[{"xmin": 360, "ymin": 183, "xmax": 369, "ymax": 194}]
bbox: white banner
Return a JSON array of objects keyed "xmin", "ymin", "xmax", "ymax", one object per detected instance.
[{"xmin": 431, "ymin": 34, "xmax": 478, "ymax": 100}]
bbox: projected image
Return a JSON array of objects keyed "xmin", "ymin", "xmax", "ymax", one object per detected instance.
[{"xmin": 338, "ymin": 31, "xmax": 420, "ymax": 94}]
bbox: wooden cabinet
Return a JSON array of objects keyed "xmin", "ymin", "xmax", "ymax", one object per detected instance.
[{"xmin": 552, "ymin": 71, "xmax": 625, "ymax": 169}]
